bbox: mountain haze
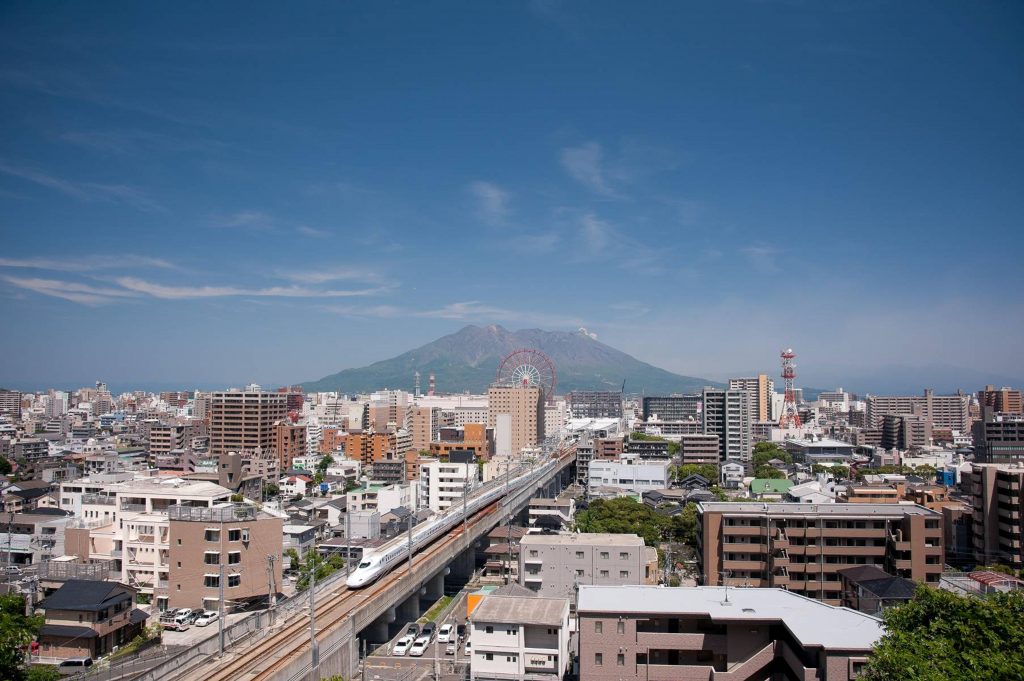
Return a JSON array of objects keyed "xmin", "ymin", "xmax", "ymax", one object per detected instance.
[{"xmin": 302, "ymin": 325, "xmax": 719, "ymax": 395}]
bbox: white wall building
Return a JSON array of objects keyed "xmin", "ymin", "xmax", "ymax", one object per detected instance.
[
  {"xmin": 418, "ymin": 459, "xmax": 479, "ymax": 513},
  {"xmin": 587, "ymin": 460, "xmax": 669, "ymax": 495},
  {"xmin": 470, "ymin": 594, "xmax": 571, "ymax": 681}
]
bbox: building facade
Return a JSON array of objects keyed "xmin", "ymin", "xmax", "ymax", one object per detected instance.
[
  {"xmin": 519, "ymin": 533, "xmax": 654, "ymax": 601},
  {"xmin": 209, "ymin": 390, "xmax": 287, "ymax": 457},
  {"xmin": 964, "ymin": 463, "xmax": 1024, "ymax": 569},
  {"xmin": 696, "ymin": 502, "xmax": 943, "ymax": 605},
  {"xmin": 728, "ymin": 375, "xmax": 775, "ymax": 423},
  {"xmin": 701, "ymin": 388, "xmax": 752, "ymax": 464},
  {"xmin": 487, "ymin": 386, "xmax": 544, "ymax": 458}
]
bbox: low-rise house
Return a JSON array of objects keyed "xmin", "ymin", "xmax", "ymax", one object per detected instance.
[
  {"xmin": 38, "ymin": 580, "xmax": 149, "ymax": 661},
  {"xmin": 469, "ymin": 594, "xmax": 571, "ymax": 681},
  {"xmin": 838, "ymin": 565, "xmax": 917, "ymax": 615},
  {"xmin": 748, "ymin": 478, "xmax": 793, "ymax": 501}
]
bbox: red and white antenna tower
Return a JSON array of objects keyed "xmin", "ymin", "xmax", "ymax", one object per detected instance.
[{"xmin": 778, "ymin": 348, "xmax": 802, "ymax": 429}]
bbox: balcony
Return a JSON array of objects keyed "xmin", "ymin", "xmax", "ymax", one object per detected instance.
[
  {"xmin": 722, "ymin": 525, "xmax": 763, "ymax": 537},
  {"xmin": 637, "ymin": 664, "xmax": 712, "ymax": 681},
  {"xmin": 636, "ymin": 632, "xmax": 727, "ymax": 654},
  {"xmin": 723, "ymin": 559, "xmax": 764, "ymax": 571}
]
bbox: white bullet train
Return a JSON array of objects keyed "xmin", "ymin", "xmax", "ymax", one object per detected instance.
[{"xmin": 346, "ymin": 455, "xmax": 560, "ymax": 588}]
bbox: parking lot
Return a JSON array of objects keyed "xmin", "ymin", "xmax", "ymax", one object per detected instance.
[
  {"xmin": 158, "ymin": 610, "xmax": 251, "ymax": 647},
  {"xmin": 365, "ymin": 588, "xmax": 472, "ymax": 679}
]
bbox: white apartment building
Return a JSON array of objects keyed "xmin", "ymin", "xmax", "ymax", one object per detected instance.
[
  {"xmin": 345, "ymin": 482, "xmax": 414, "ymax": 515},
  {"xmin": 62, "ymin": 477, "xmax": 232, "ymax": 598},
  {"xmin": 419, "ymin": 459, "xmax": 479, "ymax": 513},
  {"xmin": 587, "ymin": 460, "xmax": 670, "ymax": 496},
  {"xmin": 470, "ymin": 594, "xmax": 571, "ymax": 681}
]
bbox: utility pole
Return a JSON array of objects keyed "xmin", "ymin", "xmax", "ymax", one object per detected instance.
[
  {"xmin": 462, "ymin": 469, "xmax": 468, "ymax": 535},
  {"xmin": 407, "ymin": 511, "xmax": 414, "ymax": 574},
  {"xmin": 345, "ymin": 510, "xmax": 352, "ymax": 577},
  {"xmin": 217, "ymin": 561, "xmax": 225, "ymax": 655},
  {"xmin": 505, "ymin": 514, "xmax": 513, "ymax": 586},
  {"xmin": 309, "ymin": 556, "xmax": 319, "ymax": 674},
  {"xmin": 266, "ymin": 555, "xmax": 276, "ymax": 622}
]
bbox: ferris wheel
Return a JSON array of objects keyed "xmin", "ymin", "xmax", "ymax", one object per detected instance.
[{"xmin": 495, "ymin": 348, "xmax": 557, "ymax": 401}]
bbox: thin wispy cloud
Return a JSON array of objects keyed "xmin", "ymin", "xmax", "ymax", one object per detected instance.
[
  {"xmin": 1, "ymin": 276, "xmax": 139, "ymax": 306},
  {"xmin": 295, "ymin": 225, "xmax": 331, "ymax": 238},
  {"xmin": 468, "ymin": 180, "xmax": 510, "ymax": 225},
  {"xmin": 0, "ymin": 255, "xmax": 175, "ymax": 272},
  {"xmin": 560, "ymin": 142, "xmax": 619, "ymax": 197},
  {"xmin": 210, "ymin": 210, "xmax": 331, "ymax": 238},
  {"xmin": 579, "ymin": 213, "xmax": 612, "ymax": 253},
  {"xmin": 324, "ymin": 300, "xmax": 585, "ymax": 328},
  {"xmin": 276, "ymin": 267, "xmax": 385, "ymax": 285},
  {"xmin": 741, "ymin": 245, "xmax": 781, "ymax": 274},
  {"xmin": 114, "ymin": 277, "xmax": 391, "ymax": 300},
  {"xmin": 0, "ymin": 160, "xmax": 162, "ymax": 212}
]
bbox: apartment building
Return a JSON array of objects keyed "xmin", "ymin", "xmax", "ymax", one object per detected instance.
[
  {"xmin": 866, "ymin": 389, "xmax": 969, "ymax": 431},
  {"xmin": 728, "ymin": 375, "xmax": 775, "ymax": 422},
  {"xmin": 702, "ymin": 388, "xmax": 752, "ymax": 464},
  {"xmin": 429, "ymin": 423, "xmax": 491, "ymax": 460},
  {"xmin": 519, "ymin": 533, "xmax": 655, "ymax": 601},
  {"xmin": 209, "ymin": 390, "xmax": 287, "ymax": 457},
  {"xmin": 696, "ymin": 502, "xmax": 943, "ymax": 605},
  {"xmin": 487, "ymin": 386, "xmax": 544, "ymax": 458},
  {"xmin": 577, "ymin": 585, "xmax": 881, "ymax": 681},
  {"xmin": 274, "ymin": 421, "xmax": 307, "ymax": 471},
  {"xmin": 978, "ymin": 385, "xmax": 1023, "ymax": 414},
  {"xmin": 61, "ymin": 477, "xmax": 233, "ymax": 605},
  {"xmin": 470, "ymin": 594, "xmax": 571, "ymax": 681},
  {"xmin": 345, "ymin": 482, "xmax": 413, "ymax": 515},
  {"xmin": 341, "ymin": 428, "xmax": 416, "ymax": 480},
  {"xmin": 678, "ymin": 434, "xmax": 721, "ymax": 465},
  {"xmin": 527, "ymin": 494, "xmax": 575, "ymax": 534},
  {"xmin": 972, "ymin": 407, "xmax": 1024, "ymax": 463},
  {"xmin": 881, "ymin": 413, "xmax": 932, "ymax": 450},
  {"xmin": 38, "ymin": 580, "xmax": 148, "ymax": 662},
  {"xmin": 964, "ymin": 462, "xmax": 1024, "ymax": 568},
  {"xmin": 588, "ymin": 460, "xmax": 670, "ymax": 496},
  {"xmin": 167, "ymin": 503, "xmax": 283, "ymax": 611},
  {"xmin": 0, "ymin": 388, "xmax": 23, "ymax": 420},
  {"xmin": 408, "ymin": 405, "xmax": 439, "ymax": 453},
  {"xmin": 419, "ymin": 458, "xmax": 479, "ymax": 512}
]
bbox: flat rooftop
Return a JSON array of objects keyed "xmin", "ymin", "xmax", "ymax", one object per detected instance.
[
  {"xmin": 472, "ymin": 595, "xmax": 568, "ymax": 627},
  {"xmin": 521, "ymin": 533, "xmax": 644, "ymax": 547},
  {"xmin": 578, "ymin": 585, "xmax": 882, "ymax": 650},
  {"xmin": 697, "ymin": 502, "xmax": 938, "ymax": 517},
  {"xmin": 784, "ymin": 438, "xmax": 854, "ymax": 449}
]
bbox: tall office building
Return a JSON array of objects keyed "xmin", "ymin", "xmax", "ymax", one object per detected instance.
[
  {"xmin": 0, "ymin": 389, "xmax": 22, "ymax": 420},
  {"xmin": 641, "ymin": 395, "xmax": 702, "ymax": 422},
  {"xmin": 209, "ymin": 390, "xmax": 288, "ymax": 457},
  {"xmin": 964, "ymin": 463, "xmax": 1024, "ymax": 569},
  {"xmin": 488, "ymin": 386, "xmax": 544, "ymax": 457},
  {"xmin": 567, "ymin": 391, "xmax": 623, "ymax": 419},
  {"xmin": 274, "ymin": 421, "xmax": 307, "ymax": 471},
  {"xmin": 701, "ymin": 388, "xmax": 752, "ymax": 464},
  {"xmin": 866, "ymin": 389, "xmax": 969, "ymax": 431},
  {"xmin": 727, "ymin": 374, "xmax": 775, "ymax": 422},
  {"xmin": 978, "ymin": 385, "xmax": 1023, "ymax": 414}
]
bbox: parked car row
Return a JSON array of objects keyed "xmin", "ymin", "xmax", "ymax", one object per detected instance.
[
  {"xmin": 394, "ymin": 620, "xmax": 469, "ymax": 658},
  {"xmin": 159, "ymin": 608, "xmax": 219, "ymax": 631}
]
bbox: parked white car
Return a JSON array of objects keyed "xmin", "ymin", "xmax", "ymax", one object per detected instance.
[
  {"xmin": 195, "ymin": 611, "xmax": 219, "ymax": 626},
  {"xmin": 409, "ymin": 636, "xmax": 430, "ymax": 657},
  {"xmin": 437, "ymin": 623, "xmax": 453, "ymax": 643},
  {"xmin": 393, "ymin": 635, "xmax": 414, "ymax": 656}
]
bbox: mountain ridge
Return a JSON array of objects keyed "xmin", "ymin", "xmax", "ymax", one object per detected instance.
[{"xmin": 302, "ymin": 325, "xmax": 721, "ymax": 395}]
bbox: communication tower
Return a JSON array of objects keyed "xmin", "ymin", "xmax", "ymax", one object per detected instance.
[{"xmin": 778, "ymin": 348, "xmax": 802, "ymax": 429}]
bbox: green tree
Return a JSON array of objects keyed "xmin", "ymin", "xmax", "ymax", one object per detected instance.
[
  {"xmin": 753, "ymin": 465, "xmax": 786, "ymax": 480},
  {"xmin": 0, "ymin": 457, "xmax": 12, "ymax": 475},
  {"xmin": 285, "ymin": 548, "xmax": 300, "ymax": 572},
  {"xmin": 862, "ymin": 586, "xmax": 1024, "ymax": 681},
  {"xmin": 672, "ymin": 464, "xmax": 719, "ymax": 483},
  {"xmin": 296, "ymin": 552, "xmax": 346, "ymax": 591},
  {"xmin": 667, "ymin": 441, "xmax": 680, "ymax": 456},
  {"xmin": 574, "ymin": 498, "xmax": 668, "ymax": 546},
  {"xmin": 629, "ymin": 432, "xmax": 666, "ymax": 442},
  {"xmin": 0, "ymin": 593, "xmax": 44, "ymax": 681},
  {"xmin": 752, "ymin": 442, "xmax": 793, "ymax": 466},
  {"xmin": 263, "ymin": 483, "xmax": 280, "ymax": 497},
  {"xmin": 668, "ymin": 502, "xmax": 699, "ymax": 545}
]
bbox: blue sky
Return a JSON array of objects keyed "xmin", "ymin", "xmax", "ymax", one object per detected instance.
[{"xmin": 1, "ymin": 1, "xmax": 1022, "ymax": 392}]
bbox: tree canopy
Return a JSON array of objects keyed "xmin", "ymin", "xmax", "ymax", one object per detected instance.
[
  {"xmin": 863, "ymin": 586, "xmax": 1024, "ymax": 681},
  {"xmin": 671, "ymin": 463, "xmax": 719, "ymax": 482},
  {"xmin": 752, "ymin": 442, "xmax": 793, "ymax": 466},
  {"xmin": 576, "ymin": 497, "xmax": 703, "ymax": 547},
  {"xmin": 0, "ymin": 593, "xmax": 44, "ymax": 681}
]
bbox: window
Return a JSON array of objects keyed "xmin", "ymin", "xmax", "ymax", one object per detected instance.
[
  {"xmin": 600, "ymin": 551, "xmax": 609, "ymax": 559},
  {"xmin": 620, "ymin": 552, "xmax": 629, "ymax": 559},
  {"xmin": 485, "ymin": 626, "xmax": 494, "ymax": 634},
  {"xmin": 506, "ymin": 656, "xmax": 515, "ymax": 662},
  {"xmin": 576, "ymin": 569, "xmax": 584, "ymax": 576},
  {"xmin": 529, "ymin": 550, "xmax": 538, "ymax": 557},
  {"xmin": 617, "ymin": 621, "xmax": 624, "ymax": 634},
  {"xmin": 595, "ymin": 653, "xmax": 603, "ymax": 666},
  {"xmin": 599, "ymin": 570, "xmax": 609, "ymax": 577},
  {"xmin": 619, "ymin": 570, "xmax": 629, "ymax": 578},
  {"xmin": 228, "ymin": 552, "xmax": 241, "ymax": 565},
  {"xmin": 575, "ymin": 551, "xmax": 584, "ymax": 559},
  {"xmin": 617, "ymin": 653, "xmax": 624, "ymax": 666},
  {"xmin": 176, "ymin": 561, "xmax": 181, "ymax": 568},
  {"xmin": 228, "ymin": 529, "xmax": 242, "ymax": 542},
  {"xmin": 204, "ymin": 529, "xmax": 220, "ymax": 542},
  {"xmin": 594, "ymin": 621, "xmax": 602, "ymax": 633},
  {"xmin": 228, "ymin": 574, "xmax": 241, "ymax": 587},
  {"xmin": 547, "ymin": 628, "xmax": 556, "ymax": 635},
  {"xmin": 204, "ymin": 574, "xmax": 219, "ymax": 588},
  {"xmin": 485, "ymin": 653, "xmax": 493, "ymax": 661},
  {"xmin": 177, "ymin": 539, "xmax": 182, "ymax": 545},
  {"xmin": 204, "ymin": 552, "xmax": 220, "ymax": 565}
]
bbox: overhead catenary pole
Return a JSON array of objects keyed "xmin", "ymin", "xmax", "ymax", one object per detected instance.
[
  {"xmin": 346, "ymin": 510, "xmax": 352, "ymax": 577},
  {"xmin": 310, "ymin": 554, "xmax": 319, "ymax": 674},
  {"xmin": 218, "ymin": 562, "xmax": 226, "ymax": 655},
  {"xmin": 407, "ymin": 510, "xmax": 414, "ymax": 574},
  {"xmin": 266, "ymin": 554, "xmax": 276, "ymax": 622}
]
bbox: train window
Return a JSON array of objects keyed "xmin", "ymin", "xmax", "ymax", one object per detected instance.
[{"xmin": 359, "ymin": 561, "xmax": 372, "ymax": 568}]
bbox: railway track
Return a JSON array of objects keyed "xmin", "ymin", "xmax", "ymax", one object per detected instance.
[{"xmin": 186, "ymin": 447, "xmax": 575, "ymax": 681}]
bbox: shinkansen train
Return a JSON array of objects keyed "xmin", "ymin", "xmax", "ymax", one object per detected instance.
[{"xmin": 346, "ymin": 455, "xmax": 559, "ymax": 588}]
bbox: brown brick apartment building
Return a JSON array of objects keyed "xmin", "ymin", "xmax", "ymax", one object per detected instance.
[
  {"xmin": 696, "ymin": 502, "xmax": 943, "ymax": 605},
  {"xmin": 964, "ymin": 462, "xmax": 1024, "ymax": 569}
]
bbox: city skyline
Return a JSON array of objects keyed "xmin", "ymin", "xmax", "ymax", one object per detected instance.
[{"xmin": 2, "ymin": 2, "xmax": 1022, "ymax": 390}]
